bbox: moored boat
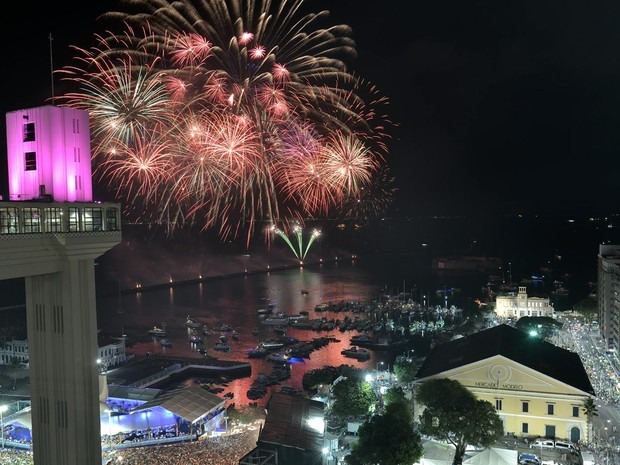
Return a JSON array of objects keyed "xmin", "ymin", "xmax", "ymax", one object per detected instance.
[
  {"xmin": 213, "ymin": 341, "xmax": 231, "ymax": 352},
  {"xmin": 159, "ymin": 338, "xmax": 172, "ymax": 347},
  {"xmin": 259, "ymin": 340, "xmax": 284, "ymax": 350},
  {"xmin": 148, "ymin": 325, "xmax": 167, "ymax": 337},
  {"xmin": 189, "ymin": 334, "xmax": 204, "ymax": 343},
  {"xmin": 341, "ymin": 346, "xmax": 371, "ymax": 360},
  {"xmin": 261, "ymin": 316, "xmax": 289, "ymax": 325},
  {"xmin": 185, "ymin": 316, "xmax": 202, "ymax": 328},
  {"xmin": 248, "ymin": 346, "xmax": 269, "ymax": 358}
]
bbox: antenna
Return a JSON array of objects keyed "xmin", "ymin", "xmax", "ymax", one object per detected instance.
[{"xmin": 49, "ymin": 33, "xmax": 55, "ymax": 106}]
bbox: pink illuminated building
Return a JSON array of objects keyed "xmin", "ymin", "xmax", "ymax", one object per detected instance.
[
  {"xmin": 0, "ymin": 105, "xmax": 121, "ymax": 465},
  {"xmin": 6, "ymin": 105, "xmax": 92, "ymax": 202}
]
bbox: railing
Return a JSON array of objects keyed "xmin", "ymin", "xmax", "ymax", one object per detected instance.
[{"xmin": 0, "ymin": 201, "xmax": 121, "ymax": 235}]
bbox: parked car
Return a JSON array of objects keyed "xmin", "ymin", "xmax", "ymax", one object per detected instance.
[
  {"xmin": 530, "ymin": 438, "xmax": 555, "ymax": 449},
  {"xmin": 519, "ymin": 453, "xmax": 540, "ymax": 465},
  {"xmin": 554, "ymin": 440, "xmax": 578, "ymax": 454}
]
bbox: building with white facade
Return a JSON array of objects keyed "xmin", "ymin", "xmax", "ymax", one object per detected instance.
[
  {"xmin": 494, "ymin": 286, "xmax": 555, "ymax": 319},
  {"xmin": 0, "ymin": 335, "xmax": 126, "ymax": 370},
  {"xmin": 598, "ymin": 244, "xmax": 620, "ymax": 359}
]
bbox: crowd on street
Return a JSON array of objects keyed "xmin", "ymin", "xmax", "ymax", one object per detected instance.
[
  {"xmin": 104, "ymin": 429, "xmax": 260, "ymax": 465},
  {"xmin": 0, "ymin": 428, "xmax": 260, "ymax": 465}
]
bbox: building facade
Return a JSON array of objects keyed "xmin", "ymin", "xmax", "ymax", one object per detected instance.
[
  {"xmin": 415, "ymin": 325, "xmax": 594, "ymax": 443},
  {"xmin": 0, "ymin": 105, "xmax": 122, "ymax": 465},
  {"xmin": 598, "ymin": 244, "xmax": 620, "ymax": 359},
  {"xmin": 495, "ymin": 286, "xmax": 555, "ymax": 319}
]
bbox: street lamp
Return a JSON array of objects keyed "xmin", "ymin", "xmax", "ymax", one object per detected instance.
[{"xmin": 0, "ymin": 404, "xmax": 8, "ymax": 448}]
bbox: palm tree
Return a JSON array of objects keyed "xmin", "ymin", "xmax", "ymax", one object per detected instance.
[{"xmin": 582, "ymin": 397, "xmax": 598, "ymax": 444}]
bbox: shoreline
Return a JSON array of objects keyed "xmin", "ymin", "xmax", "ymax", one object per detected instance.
[{"xmin": 108, "ymin": 256, "xmax": 349, "ymax": 297}]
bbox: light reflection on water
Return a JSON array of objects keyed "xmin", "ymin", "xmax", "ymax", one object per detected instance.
[{"xmin": 97, "ymin": 258, "xmax": 473, "ymax": 407}]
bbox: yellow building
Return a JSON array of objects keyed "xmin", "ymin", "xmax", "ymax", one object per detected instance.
[
  {"xmin": 415, "ymin": 325, "xmax": 594, "ymax": 443},
  {"xmin": 495, "ymin": 286, "xmax": 555, "ymax": 319}
]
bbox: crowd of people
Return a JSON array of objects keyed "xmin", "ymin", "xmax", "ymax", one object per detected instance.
[
  {"xmin": 0, "ymin": 425, "xmax": 260, "ymax": 465},
  {"xmin": 104, "ymin": 429, "xmax": 260, "ymax": 465},
  {"xmin": 0, "ymin": 449, "xmax": 33, "ymax": 465}
]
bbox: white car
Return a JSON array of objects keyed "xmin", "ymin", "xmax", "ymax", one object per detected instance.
[{"xmin": 530, "ymin": 438, "xmax": 555, "ymax": 449}]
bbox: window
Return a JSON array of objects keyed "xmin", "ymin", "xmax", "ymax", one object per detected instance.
[
  {"xmin": 572, "ymin": 406, "xmax": 579, "ymax": 417},
  {"xmin": 82, "ymin": 207, "xmax": 103, "ymax": 232},
  {"xmin": 23, "ymin": 122, "xmax": 35, "ymax": 142},
  {"xmin": 547, "ymin": 404, "xmax": 555, "ymax": 415},
  {"xmin": 68, "ymin": 207, "xmax": 80, "ymax": 232},
  {"xmin": 522, "ymin": 423, "xmax": 529, "ymax": 434},
  {"xmin": 25, "ymin": 152, "xmax": 37, "ymax": 171},
  {"xmin": 495, "ymin": 399, "xmax": 503, "ymax": 411},
  {"xmin": 0, "ymin": 207, "xmax": 19, "ymax": 234},
  {"xmin": 22, "ymin": 208, "xmax": 41, "ymax": 233},
  {"xmin": 43, "ymin": 208, "xmax": 63, "ymax": 232},
  {"xmin": 522, "ymin": 402, "xmax": 529, "ymax": 413},
  {"xmin": 106, "ymin": 208, "xmax": 119, "ymax": 231}
]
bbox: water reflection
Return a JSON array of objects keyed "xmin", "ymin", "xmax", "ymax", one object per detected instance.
[{"xmin": 97, "ymin": 259, "xmax": 471, "ymax": 407}]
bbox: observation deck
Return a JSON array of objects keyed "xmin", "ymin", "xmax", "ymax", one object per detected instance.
[{"xmin": 0, "ymin": 200, "xmax": 121, "ymax": 280}]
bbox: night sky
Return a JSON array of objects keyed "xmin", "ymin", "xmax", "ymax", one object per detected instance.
[{"xmin": 1, "ymin": 0, "xmax": 619, "ymax": 218}]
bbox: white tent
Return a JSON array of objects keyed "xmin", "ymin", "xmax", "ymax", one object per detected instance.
[
  {"xmin": 464, "ymin": 447, "xmax": 517, "ymax": 465},
  {"xmin": 415, "ymin": 439, "xmax": 456, "ymax": 465}
]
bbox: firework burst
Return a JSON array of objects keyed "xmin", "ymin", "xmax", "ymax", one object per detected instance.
[{"xmin": 58, "ymin": 0, "xmax": 394, "ymax": 245}]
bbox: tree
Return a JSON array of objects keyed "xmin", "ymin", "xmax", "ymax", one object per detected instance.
[
  {"xmin": 581, "ymin": 397, "xmax": 598, "ymax": 444},
  {"xmin": 573, "ymin": 297, "xmax": 598, "ymax": 325},
  {"xmin": 346, "ymin": 400, "xmax": 423, "ymax": 465},
  {"xmin": 393, "ymin": 358, "xmax": 420, "ymax": 384},
  {"xmin": 383, "ymin": 386, "xmax": 407, "ymax": 407},
  {"xmin": 331, "ymin": 377, "xmax": 375, "ymax": 418},
  {"xmin": 416, "ymin": 378, "xmax": 504, "ymax": 465}
]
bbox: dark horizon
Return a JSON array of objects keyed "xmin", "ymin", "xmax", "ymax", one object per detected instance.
[{"xmin": 1, "ymin": 0, "xmax": 619, "ymax": 225}]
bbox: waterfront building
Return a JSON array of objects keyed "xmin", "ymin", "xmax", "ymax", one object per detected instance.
[
  {"xmin": 0, "ymin": 334, "xmax": 126, "ymax": 370},
  {"xmin": 494, "ymin": 286, "xmax": 555, "ymax": 319},
  {"xmin": 415, "ymin": 324, "xmax": 594, "ymax": 443},
  {"xmin": 0, "ymin": 105, "xmax": 122, "ymax": 465},
  {"xmin": 240, "ymin": 392, "xmax": 326, "ymax": 465},
  {"xmin": 598, "ymin": 244, "xmax": 620, "ymax": 359}
]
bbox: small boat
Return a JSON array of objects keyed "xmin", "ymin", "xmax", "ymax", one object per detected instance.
[
  {"xmin": 148, "ymin": 326, "xmax": 167, "ymax": 337},
  {"xmin": 248, "ymin": 346, "xmax": 269, "ymax": 358},
  {"xmin": 231, "ymin": 331, "xmax": 240, "ymax": 340},
  {"xmin": 185, "ymin": 316, "xmax": 202, "ymax": 328},
  {"xmin": 301, "ymin": 289, "xmax": 309, "ymax": 295},
  {"xmin": 214, "ymin": 323, "xmax": 231, "ymax": 332},
  {"xmin": 202, "ymin": 326, "xmax": 213, "ymax": 336},
  {"xmin": 267, "ymin": 352, "xmax": 290, "ymax": 364},
  {"xmin": 341, "ymin": 346, "xmax": 371, "ymax": 360},
  {"xmin": 213, "ymin": 341, "xmax": 231, "ymax": 352},
  {"xmin": 159, "ymin": 338, "xmax": 172, "ymax": 347},
  {"xmin": 350, "ymin": 333, "xmax": 373, "ymax": 344},
  {"xmin": 189, "ymin": 334, "xmax": 204, "ymax": 343},
  {"xmin": 246, "ymin": 386, "xmax": 267, "ymax": 400},
  {"xmin": 261, "ymin": 316, "xmax": 289, "ymax": 326},
  {"xmin": 259, "ymin": 340, "xmax": 284, "ymax": 350},
  {"xmin": 197, "ymin": 347, "xmax": 209, "ymax": 356},
  {"xmin": 257, "ymin": 307, "xmax": 272, "ymax": 315}
]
